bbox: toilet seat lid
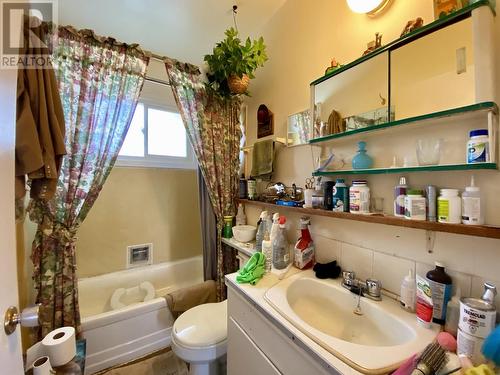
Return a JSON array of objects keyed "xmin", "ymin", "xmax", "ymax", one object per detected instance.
[{"xmin": 173, "ymin": 300, "xmax": 227, "ymax": 348}]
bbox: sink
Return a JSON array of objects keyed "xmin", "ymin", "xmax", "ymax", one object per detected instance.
[{"xmin": 264, "ymin": 270, "xmax": 439, "ymax": 374}]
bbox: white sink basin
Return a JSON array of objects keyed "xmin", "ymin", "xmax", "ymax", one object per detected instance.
[{"xmin": 264, "ymin": 270, "xmax": 439, "ymax": 374}]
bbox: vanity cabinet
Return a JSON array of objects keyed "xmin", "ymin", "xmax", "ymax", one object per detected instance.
[{"xmin": 227, "ymin": 286, "xmax": 336, "ymax": 375}]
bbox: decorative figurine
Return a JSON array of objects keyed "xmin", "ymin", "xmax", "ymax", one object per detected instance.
[
  {"xmin": 362, "ymin": 32, "xmax": 383, "ymax": 56},
  {"xmin": 400, "ymin": 17, "xmax": 424, "ymax": 37},
  {"xmin": 325, "ymin": 58, "xmax": 342, "ymax": 75}
]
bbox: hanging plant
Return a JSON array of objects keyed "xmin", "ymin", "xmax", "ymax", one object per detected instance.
[{"xmin": 204, "ymin": 27, "xmax": 268, "ymax": 98}]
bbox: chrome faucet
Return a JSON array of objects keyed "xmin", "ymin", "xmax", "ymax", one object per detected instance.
[{"xmin": 342, "ymin": 271, "xmax": 382, "ymax": 301}]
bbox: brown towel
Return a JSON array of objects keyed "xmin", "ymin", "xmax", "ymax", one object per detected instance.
[
  {"xmin": 164, "ymin": 280, "xmax": 217, "ymax": 319},
  {"xmin": 15, "ymin": 16, "xmax": 66, "ymax": 200}
]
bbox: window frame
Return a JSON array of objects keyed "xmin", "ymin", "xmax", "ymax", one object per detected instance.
[{"xmin": 116, "ymin": 100, "xmax": 196, "ymax": 169}]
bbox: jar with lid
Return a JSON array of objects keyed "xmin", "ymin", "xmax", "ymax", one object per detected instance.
[
  {"xmin": 438, "ymin": 189, "xmax": 461, "ymax": 224},
  {"xmin": 467, "ymin": 129, "xmax": 490, "ymax": 164},
  {"xmin": 404, "ymin": 189, "xmax": 426, "ymax": 221},
  {"xmin": 349, "ymin": 180, "xmax": 370, "ymax": 214}
]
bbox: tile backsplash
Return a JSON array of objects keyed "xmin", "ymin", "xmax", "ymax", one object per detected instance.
[{"xmin": 313, "ymin": 233, "xmax": 500, "ymax": 312}]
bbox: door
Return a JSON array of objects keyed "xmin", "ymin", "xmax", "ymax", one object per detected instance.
[{"xmin": 0, "ymin": 67, "xmax": 25, "ymax": 373}]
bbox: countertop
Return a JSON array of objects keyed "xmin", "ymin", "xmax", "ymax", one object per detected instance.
[{"xmin": 225, "ymin": 270, "xmax": 361, "ymax": 375}]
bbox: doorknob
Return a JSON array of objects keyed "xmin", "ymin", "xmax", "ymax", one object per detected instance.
[{"xmin": 4, "ymin": 304, "xmax": 40, "ymax": 335}]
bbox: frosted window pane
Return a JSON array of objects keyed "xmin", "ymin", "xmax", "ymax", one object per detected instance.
[
  {"xmin": 147, "ymin": 108, "xmax": 187, "ymax": 157},
  {"xmin": 119, "ymin": 104, "xmax": 144, "ymax": 157}
]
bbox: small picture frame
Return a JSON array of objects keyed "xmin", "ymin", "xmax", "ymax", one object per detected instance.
[{"xmin": 257, "ymin": 104, "xmax": 274, "ymax": 138}]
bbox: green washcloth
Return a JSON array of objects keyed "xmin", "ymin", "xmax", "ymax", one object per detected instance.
[
  {"xmin": 236, "ymin": 252, "xmax": 266, "ymax": 285},
  {"xmin": 251, "ymin": 140, "xmax": 274, "ymax": 178}
]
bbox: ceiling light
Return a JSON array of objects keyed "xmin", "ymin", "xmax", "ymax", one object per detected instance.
[{"xmin": 346, "ymin": 0, "xmax": 393, "ymax": 16}]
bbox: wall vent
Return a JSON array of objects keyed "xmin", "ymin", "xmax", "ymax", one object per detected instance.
[{"xmin": 126, "ymin": 243, "xmax": 153, "ymax": 268}]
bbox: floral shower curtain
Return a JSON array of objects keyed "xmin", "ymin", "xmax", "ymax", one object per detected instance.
[
  {"xmin": 29, "ymin": 26, "xmax": 149, "ymax": 336},
  {"xmin": 164, "ymin": 58, "xmax": 241, "ymax": 300}
]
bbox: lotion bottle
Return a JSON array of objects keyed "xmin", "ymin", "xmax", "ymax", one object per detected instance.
[
  {"xmin": 400, "ymin": 269, "xmax": 416, "ymax": 312},
  {"xmin": 462, "ymin": 176, "xmax": 484, "ymax": 225}
]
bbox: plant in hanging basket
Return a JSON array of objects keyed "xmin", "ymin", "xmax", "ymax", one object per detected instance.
[{"xmin": 204, "ymin": 27, "xmax": 268, "ymax": 97}]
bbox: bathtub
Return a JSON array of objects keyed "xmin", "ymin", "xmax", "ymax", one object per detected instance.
[{"xmin": 78, "ymin": 255, "xmax": 203, "ymax": 374}]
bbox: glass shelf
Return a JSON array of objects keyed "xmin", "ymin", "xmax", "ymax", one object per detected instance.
[
  {"xmin": 313, "ymin": 163, "xmax": 497, "ymax": 176},
  {"xmin": 309, "ymin": 102, "xmax": 498, "ymax": 145}
]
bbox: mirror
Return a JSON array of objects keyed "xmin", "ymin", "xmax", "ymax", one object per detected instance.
[
  {"xmin": 287, "ymin": 109, "xmax": 312, "ymax": 146},
  {"xmin": 391, "ymin": 17, "xmax": 475, "ymax": 121},
  {"xmin": 312, "ymin": 52, "xmax": 390, "ymax": 139}
]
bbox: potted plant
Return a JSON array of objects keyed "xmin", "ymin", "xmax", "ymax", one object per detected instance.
[{"xmin": 204, "ymin": 27, "xmax": 268, "ymax": 97}]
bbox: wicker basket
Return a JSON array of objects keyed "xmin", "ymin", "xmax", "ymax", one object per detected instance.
[{"xmin": 228, "ymin": 74, "xmax": 250, "ymax": 94}]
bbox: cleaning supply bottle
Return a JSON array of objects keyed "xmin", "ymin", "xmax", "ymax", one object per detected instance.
[
  {"xmin": 261, "ymin": 230, "xmax": 272, "ymax": 273},
  {"xmin": 272, "ymin": 216, "xmax": 289, "ymax": 270},
  {"xmin": 270, "ymin": 212, "xmax": 280, "ymax": 243},
  {"xmin": 394, "ymin": 176, "xmax": 408, "ymax": 217},
  {"xmin": 426, "ymin": 262, "xmax": 453, "ymax": 325},
  {"xmin": 235, "ymin": 203, "xmax": 246, "ymax": 226},
  {"xmin": 294, "ymin": 217, "xmax": 315, "ymax": 269},
  {"xmin": 445, "ymin": 288, "xmax": 461, "ymax": 337},
  {"xmin": 400, "ymin": 269, "xmax": 416, "ymax": 312},
  {"xmin": 462, "ymin": 176, "xmax": 484, "ymax": 225},
  {"xmin": 255, "ymin": 211, "xmax": 268, "ymax": 252}
]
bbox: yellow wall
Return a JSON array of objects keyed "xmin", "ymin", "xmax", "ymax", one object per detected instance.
[
  {"xmin": 242, "ymin": 1, "xmax": 500, "ymax": 291},
  {"xmin": 76, "ymin": 167, "xmax": 202, "ymax": 278}
]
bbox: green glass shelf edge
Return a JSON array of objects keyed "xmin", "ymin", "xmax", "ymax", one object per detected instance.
[
  {"xmin": 309, "ymin": 102, "xmax": 498, "ymax": 144},
  {"xmin": 310, "ymin": 0, "xmax": 494, "ymax": 86},
  {"xmin": 312, "ymin": 163, "xmax": 498, "ymax": 176}
]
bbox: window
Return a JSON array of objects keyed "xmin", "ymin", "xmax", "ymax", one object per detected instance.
[{"xmin": 117, "ymin": 103, "xmax": 196, "ymax": 169}]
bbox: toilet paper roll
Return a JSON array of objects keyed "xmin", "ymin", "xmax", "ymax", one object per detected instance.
[
  {"xmin": 32, "ymin": 356, "xmax": 55, "ymax": 375},
  {"xmin": 41, "ymin": 327, "xmax": 76, "ymax": 367}
]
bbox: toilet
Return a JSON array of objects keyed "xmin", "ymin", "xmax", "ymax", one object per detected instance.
[{"xmin": 171, "ymin": 300, "xmax": 228, "ymax": 375}]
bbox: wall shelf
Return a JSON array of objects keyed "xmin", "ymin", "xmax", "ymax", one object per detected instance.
[
  {"xmin": 312, "ymin": 162, "xmax": 497, "ymax": 176},
  {"xmin": 239, "ymin": 199, "xmax": 500, "ymax": 239},
  {"xmin": 309, "ymin": 102, "xmax": 498, "ymax": 145}
]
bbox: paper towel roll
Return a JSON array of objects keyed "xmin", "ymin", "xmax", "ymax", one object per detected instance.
[
  {"xmin": 41, "ymin": 327, "xmax": 76, "ymax": 367},
  {"xmin": 32, "ymin": 356, "xmax": 55, "ymax": 375}
]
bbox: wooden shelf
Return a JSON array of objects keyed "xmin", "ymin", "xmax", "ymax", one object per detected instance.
[
  {"xmin": 239, "ymin": 199, "xmax": 500, "ymax": 239},
  {"xmin": 313, "ymin": 163, "xmax": 498, "ymax": 176}
]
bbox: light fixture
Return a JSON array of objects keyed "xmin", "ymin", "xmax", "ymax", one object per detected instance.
[{"xmin": 346, "ymin": 0, "xmax": 393, "ymax": 16}]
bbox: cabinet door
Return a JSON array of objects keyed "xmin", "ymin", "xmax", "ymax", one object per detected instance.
[{"xmin": 227, "ymin": 317, "xmax": 281, "ymax": 375}]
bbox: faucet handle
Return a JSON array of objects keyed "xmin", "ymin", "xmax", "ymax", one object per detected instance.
[
  {"xmin": 342, "ymin": 271, "xmax": 356, "ymax": 285},
  {"xmin": 365, "ymin": 279, "xmax": 382, "ymax": 299}
]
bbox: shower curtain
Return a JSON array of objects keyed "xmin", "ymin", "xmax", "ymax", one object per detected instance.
[
  {"xmin": 28, "ymin": 26, "xmax": 149, "ymax": 336},
  {"xmin": 165, "ymin": 58, "xmax": 241, "ymax": 300}
]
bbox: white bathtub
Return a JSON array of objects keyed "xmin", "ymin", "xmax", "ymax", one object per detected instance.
[{"xmin": 78, "ymin": 256, "xmax": 203, "ymax": 374}]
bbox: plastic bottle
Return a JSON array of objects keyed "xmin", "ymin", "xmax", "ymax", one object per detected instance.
[
  {"xmin": 235, "ymin": 203, "xmax": 246, "ymax": 226},
  {"xmin": 255, "ymin": 211, "xmax": 268, "ymax": 252},
  {"xmin": 462, "ymin": 176, "xmax": 484, "ymax": 225},
  {"xmin": 261, "ymin": 230, "xmax": 272, "ymax": 273},
  {"xmin": 438, "ymin": 189, "xmax": 461, "ymax": 224},
  {"xmin": 400, "ymin": 269, "xmax": 416, "ymax": 312},
  {"xmin": 445, "ymin": 288, "xmax": 461, "ymax": 337},
  {"xmin": 426, "ymin": 262, "xmax": 453, "ymax": 325},
  {"xmin": 294, "ymin": 217, "xmax": 315, "ymax": 269},
  {"xmin": 467, "ymin": 129, "xmax": 490, "ymax": 164},
  {"xmin": 349, "ymin": 180, "xmax": 370, "ymax": 214},
  {"xmin": 247, "ymin": 177, "xmax": 257, "ymax": 200},
  {"xmin": 404, "ymin": 190, "xmax": 426, "ymax": 221},
  {"xmin": 394, "ymin": 177, "xmax": 408, "ymax": 217},
  {"xmin": 332, "ymin": 178, "xmax": 349, "ymax": 212},
  {"xmin": 272, "ymin": 216, "xmax": 289, "ymax": 270}
]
